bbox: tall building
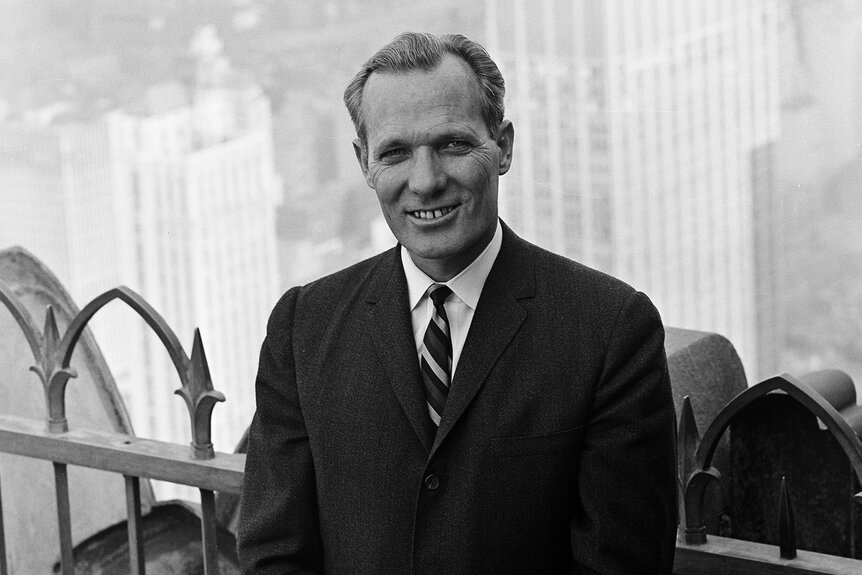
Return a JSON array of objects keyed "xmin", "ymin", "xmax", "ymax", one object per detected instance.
[
  {"xmin": 486, "ymin": 0, "xmax": 781, "ymax": 379},
  {"xmin": 0, "ymin": 115, "xmax": 121, "ymax": 305},
  {"xmin": 105, "ymin": 26, "xmax": 280, "ymax": 462},
  {"xmin": 1, "ymin": 26, "xmax": 280, "ymax": 499}
]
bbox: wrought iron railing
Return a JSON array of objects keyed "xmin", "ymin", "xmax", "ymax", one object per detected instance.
[
  {"xmin": 1, "ymin": 273, "xmax": 862, "ymax": 574},
  {"xmin": 676, "ymin": 372, "xmax": 862, "ymax": 574},
  {"xmin": 0, "ymin": 280, "xmax": 244, "ymax": 574}
]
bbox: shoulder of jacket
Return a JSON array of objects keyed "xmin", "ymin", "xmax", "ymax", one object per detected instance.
[{"xmin": 522, "ymin": 241, "xmax": 637, "ymax": 302}]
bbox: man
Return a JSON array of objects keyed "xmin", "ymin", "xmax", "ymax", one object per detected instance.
[{"xmin": 238, "ymin": 32, "xmax": 677, "ymax": 574}]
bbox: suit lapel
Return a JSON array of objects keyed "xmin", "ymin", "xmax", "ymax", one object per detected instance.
[
  {"xmin": 365, "ymin": 248, "xmax": 435, "ymax": 453},
  {"xmin": 432, "ymin": 225, "xmax": 535, "ymax": 453}
]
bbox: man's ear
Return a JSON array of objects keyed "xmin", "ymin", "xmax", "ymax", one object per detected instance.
[
  {"xmin": 495, "ymin": 120, "xmax": 514, "ymax": 175},
  {"xmin": 353, "ymin": 138, "xmax": 374, "ymax": 188}
]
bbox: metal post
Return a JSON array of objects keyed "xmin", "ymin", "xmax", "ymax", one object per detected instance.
[
  {"xmin": 53, "ymin": 462, "xmax": 74, "ymax": 575},
  {"xmin": 125, "ymin": 475, "xmax": 145, "ymax": 574},
  {"xmin": 200, "ymin": 488, "xmax": 219, "ymax": 575},
  {"xmin": 778, "ymin": 476, "xmax": 797, "ymax": 560}
]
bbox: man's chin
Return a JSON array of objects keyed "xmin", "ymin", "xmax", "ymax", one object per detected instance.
[
  {"xmin": 400, "ymin": 228, "xmax": 491, "ymax": 269},
  {"xmin": 403, "ymin": 245, "xmax": 457, "ymax": 263}
]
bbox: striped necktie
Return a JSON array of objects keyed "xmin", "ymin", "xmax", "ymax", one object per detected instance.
[{"xmin": 420, "ymin": 284, "xmax": 453, "ymax": 427}]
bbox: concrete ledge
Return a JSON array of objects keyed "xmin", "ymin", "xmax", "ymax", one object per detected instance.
[{"xmin": 666, "ymin": 326, "xmax": 748, "ymax": 437}]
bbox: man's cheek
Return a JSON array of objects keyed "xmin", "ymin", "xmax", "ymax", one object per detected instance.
[
  {"xmin": 467, "ymin": 148, "xmax": 498, "ymax": 173},
  {"xmin": 366, "ymin": 164, "xmax": 384, "ymax": 188}
]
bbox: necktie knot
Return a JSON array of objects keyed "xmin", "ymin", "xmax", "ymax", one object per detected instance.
[{"xmin": 428, "ymin": 284, "xmax": 452, "ymax": 309}]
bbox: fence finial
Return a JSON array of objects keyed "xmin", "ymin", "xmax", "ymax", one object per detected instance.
[
  {"xmin": 28, "ymin": 306, "xmax": 77, "ymax": 433},
  {"xmin": 678, "ymin": 396, "xmax": 700, "ymax": 527},
  {"xmin": 175, "ymin": 328, "xmax": 225, "ymax": 460}
]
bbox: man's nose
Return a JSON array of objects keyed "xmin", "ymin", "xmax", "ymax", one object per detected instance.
[{"xmin": 408, "ymin": 148, "xmax": 446, "ymax": 195}]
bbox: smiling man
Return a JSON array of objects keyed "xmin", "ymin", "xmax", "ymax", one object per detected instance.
[
  {"xmin": 355, "ymin": 50, "xmax": 508, "ymax": 281},
  {"xmin": 238, "ymin": 32, "xmax": 678, "ymax": 574}
]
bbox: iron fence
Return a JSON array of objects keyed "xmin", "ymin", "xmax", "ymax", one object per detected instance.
[{"xmin": 1, "ymin": 276, "xmax": 861, "ymax": 574}]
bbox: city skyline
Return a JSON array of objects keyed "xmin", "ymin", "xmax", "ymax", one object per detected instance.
[{"xmin": 1, "ymin": 0, "xmax": 861, "ymax": 479}]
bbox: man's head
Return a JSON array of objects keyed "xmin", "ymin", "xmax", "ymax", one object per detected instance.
[
  {"xmin": 344, "ymin": 32, "xmax": 514, "ymax": 281},
  {"xmin": 344, "ymin": 32, "xmax": 506, "ymax": 144}
]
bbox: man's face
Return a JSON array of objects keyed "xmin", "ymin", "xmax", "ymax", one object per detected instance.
[{"xmin": 355, "ymin": 54, "xmax": 514, "ymax": 280}]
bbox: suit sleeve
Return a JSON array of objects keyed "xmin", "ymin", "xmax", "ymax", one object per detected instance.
[
  {"xmin": 237, "ymin": 288, "xmax": 324, "ymax": 574},
  {"xmin": 570, "ymin": 291, "xmax": 678, "ymax": 575}
]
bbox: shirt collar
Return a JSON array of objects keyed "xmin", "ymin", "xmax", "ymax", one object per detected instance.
[{"xmin": 401, "ymin": 220, "xmax": 503, "ymax": 311}]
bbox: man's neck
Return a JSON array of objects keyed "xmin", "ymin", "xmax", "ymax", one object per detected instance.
[{"xmin": 408, "ymin": 222, "xmax": 499, "ymax": 282}]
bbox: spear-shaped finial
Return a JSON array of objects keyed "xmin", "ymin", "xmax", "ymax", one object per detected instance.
[
  {"xmin": 678, "ymin": 397, "xmax": 700, "ymax": 481},
  {"xmin": 677, "ymin": 396, "xmax": 700, "ymax": 525},
  {"xmin": 778, "ymin": 475, "xmax": 797, "ymax": 560},
  {"xmin": 175, "ymin": 329, "xmax": 225, "ymax": 459},
  {"xmin": 43, "ymin": 305, "xmax": 60, "ymax": 351},
  {"xmin": 28, "ymin": 306, "xmax": 77, "ymax": 433}
]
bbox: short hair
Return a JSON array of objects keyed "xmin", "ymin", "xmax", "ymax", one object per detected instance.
[{"xmin": 343, "ymin": 32, "xmax": 505, "ymax": 142}]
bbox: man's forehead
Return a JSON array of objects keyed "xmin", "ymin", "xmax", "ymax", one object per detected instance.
[
  {"xmin": 361, "ymin": 55, "xmax": 484, "ymax": 135},
  {"xmin": 365, "ymin": 53, "xmax": 476, "ymax": 87}
]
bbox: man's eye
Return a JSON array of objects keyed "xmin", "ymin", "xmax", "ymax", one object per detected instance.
[
  {"xmin": 442, "ymin": 140, "xmax": 471, "ymax": 152},
  {"xmin": 379, "ymin": 148, "xmax": 407, "ymax": 161}
]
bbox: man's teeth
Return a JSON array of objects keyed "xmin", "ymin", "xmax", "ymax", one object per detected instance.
[{"xmin": 412, "ymin": 207, "xmax": 454, "ymax": 220}]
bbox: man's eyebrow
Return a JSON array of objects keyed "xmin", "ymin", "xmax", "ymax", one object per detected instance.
[
  {"xmin": 373, "ymin": 136, "xmax": 408, "ymax": 152},
  {"xmin": 435, "ymin": 124, "xmax": 484, "ymax": 141}
]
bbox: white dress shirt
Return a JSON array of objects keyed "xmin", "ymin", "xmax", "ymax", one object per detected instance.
[{"xmin": 400, "ymin": 220, "xmax": 503, "ymax": 380}]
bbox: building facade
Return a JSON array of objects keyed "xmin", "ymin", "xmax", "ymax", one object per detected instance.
[
  {"xmin": 486, "ymin": 0, "xmax": 781, "ymax": 379},
  {"xmin": 0, "ymin": 26, "xmax": 281, "ymax": 499},
  {"xmin": 105, "ymin": 26, "xmax": 280, "ymax": 466}
]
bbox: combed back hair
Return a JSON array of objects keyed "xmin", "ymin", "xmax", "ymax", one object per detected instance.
[{"xmin": 343, "ymin": 32, "xmax": 505, "ymax": 142}]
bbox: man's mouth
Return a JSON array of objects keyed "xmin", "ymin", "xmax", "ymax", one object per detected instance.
[{"xmin": 410, "ymin": 206, "xmax": 456, "ymax": 220}]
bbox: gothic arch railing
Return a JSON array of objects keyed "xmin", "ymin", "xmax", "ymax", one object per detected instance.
[
  {"xmin": 0, "ymin": 283, "xmax": 225, "ymax": 456},
  {"xmin": 55, "ymin": 286, "xmax": 225, "ymax": 457},
  {"xmin": 681, "ymin": 373, "xmax": 862, "ymax": 545},
  {"xmin": 0, "ymin": 278, "xmax": 234, "ymax": 574}
]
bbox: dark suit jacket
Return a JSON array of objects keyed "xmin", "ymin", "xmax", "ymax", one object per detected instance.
[{"xmin": 237, "ymin": 224, "xmax": 677, "ymax": 574}]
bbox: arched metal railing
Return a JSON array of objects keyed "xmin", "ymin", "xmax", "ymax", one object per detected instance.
[
  {"xmin": 676, "ymin": 372, "xmax": 862, "ymax": 573},
  {"xmin": 0, "ymin": 279, "xmax": 239, "ymax": 575}
]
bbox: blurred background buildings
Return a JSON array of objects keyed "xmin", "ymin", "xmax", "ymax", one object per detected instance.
[
  {"xmin": 486, "ymin": 1, "xmax": 781, "ymax": 379},
  {"xmin": 1, "ymin": 0, "xmax": 861, "ymax": 499}
]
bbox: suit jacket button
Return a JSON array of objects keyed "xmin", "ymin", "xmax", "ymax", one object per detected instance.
[{"xmin": 423, "ymin": 473, "xmax": 440, "ymax": 491}]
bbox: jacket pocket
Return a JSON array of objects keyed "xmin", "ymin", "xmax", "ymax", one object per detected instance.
[{"xmin": 490, "ymin": 425, "xmax": 584, "ymax": 458}]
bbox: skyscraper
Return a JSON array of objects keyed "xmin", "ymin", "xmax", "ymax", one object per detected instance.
[
  {"xmin": 105, "ymin": 26, "xmax": 280, "ymax": 462},
  {"xmin": 0, "ymin": 114, "xmax": 122, "ymax": 307},
  {"xmin": 486, "ymin": 0, "xmax": 781, "ymax": 379},
  {"xmin": 1, "ymin": 25, "xmax": 281, "ymax": 499}
]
